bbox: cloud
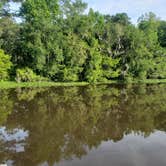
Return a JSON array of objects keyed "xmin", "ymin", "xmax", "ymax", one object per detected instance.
[{"xmin": 84, "ymin": 0, "xmax": 166, "ymax": 23}]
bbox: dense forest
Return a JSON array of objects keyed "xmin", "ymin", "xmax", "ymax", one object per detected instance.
[{"xmin": 0, "ymin": 0, "xmax": 166, "ymax": 83}]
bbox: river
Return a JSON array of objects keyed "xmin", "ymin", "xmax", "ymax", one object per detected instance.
[{"xmin": 0, "ymin": 84, "xmax": 166, "ymax": 166}]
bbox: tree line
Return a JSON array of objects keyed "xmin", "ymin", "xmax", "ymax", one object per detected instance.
[{"xmin": 0, "ymin": 0, "xmax": 166, "ymax": 82}]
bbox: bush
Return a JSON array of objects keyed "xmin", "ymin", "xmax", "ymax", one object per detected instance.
[
  {"xmin": 124, "ymin": 76, "xmax": 133, "ymax": 83},
  {"xmin": 138, "ymin": 71, "xmax": 147, "ymax": 80},
  {"xmin": 0, "ymin": 49, "xmax": 12, "ymax": 80},
  {"xmin": 16, "ymin": 67, "xmax": 48, "ymax": 82}
]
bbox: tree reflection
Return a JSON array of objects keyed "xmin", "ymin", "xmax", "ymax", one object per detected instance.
[{"xmin": 0, "ymin": 84, "xmax": 166, "ymax": 165}]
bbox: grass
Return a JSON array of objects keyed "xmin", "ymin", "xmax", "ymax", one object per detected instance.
[
  {"xmin": 131, "ymin": 79, "xmax": 166, "ymax": 84},
  {"xmin": 0, "ymin": 79, "xmax": 166, "ymax": 89},
  {"xmin": 0, "ymin": 81, "xmax": 89, "ymax": 89}
]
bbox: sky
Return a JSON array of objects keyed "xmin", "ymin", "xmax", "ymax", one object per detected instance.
[
  {"xmin": 10, "ymin": 0, "xmax": 166, "ymax": 24},
  {"xmin": 84, "ymin": 0, "xmax": 166, "ymax": 24}
]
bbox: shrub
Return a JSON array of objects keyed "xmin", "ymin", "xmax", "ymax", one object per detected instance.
[
  {"xmin": 16, "ymin": 67, "xmax": 48, "ymax": 82},
  {"xmin": 0, "ymin": 49, "xmax": 12, "ymax": 80},
  {"xmin": 138, "ymin": 71, "xmax": 147, "ymax": 80}
]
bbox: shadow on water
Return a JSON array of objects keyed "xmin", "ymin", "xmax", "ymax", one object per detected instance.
[{"xmin": 0, "ymin": 84, "xmax": 166, "ymax": 166}]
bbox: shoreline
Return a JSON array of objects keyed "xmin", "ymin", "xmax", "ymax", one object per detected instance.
[{"xmin": 1, "ymin": 79, "xmax": 166, "ymax": 89}]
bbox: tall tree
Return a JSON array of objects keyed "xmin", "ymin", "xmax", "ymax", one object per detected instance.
[
  {"xmin": 158, "ymin": 21, "xmax": 166, "ymax": 47},
  {"xmin": 18, "ymin": 0, "xmax": 60, "ymax": 76},
  {"xmin": 138, "ymin": 12, "xmax": 166, "ymax": 79}
]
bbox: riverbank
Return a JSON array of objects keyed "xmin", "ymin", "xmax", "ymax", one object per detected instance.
[
  {"xmin": 0, "ymin": 81, "xmax": 90, "ymax": 89},
  {"xmin": 0, "ymin": 79, "xmax": 166, "ymax": 89}
]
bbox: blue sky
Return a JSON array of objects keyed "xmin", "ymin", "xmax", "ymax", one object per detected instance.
[{"xmin": 84, "ymin": 0, "xmax": 166, "ymax": 23}]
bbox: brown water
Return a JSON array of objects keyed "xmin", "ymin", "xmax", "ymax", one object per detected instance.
[{"xmin": 0, "ymin": 84, "xmax": 166, "ymax": 166}]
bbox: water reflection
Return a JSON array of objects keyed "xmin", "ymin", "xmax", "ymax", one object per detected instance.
[{"xmin": 0, "ymin": 84, "xmax": 166, "ymax": 166}]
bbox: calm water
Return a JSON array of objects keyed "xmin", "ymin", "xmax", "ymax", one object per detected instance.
[{"xmin": 0, "ymin": 84, "xmax": 166, "ymax": 166}]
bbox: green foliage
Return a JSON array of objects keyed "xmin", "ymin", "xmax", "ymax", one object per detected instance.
[
  {"xmin": 0, "ymin": 17, "xmax": 19, "ymax": 57},
  {"xmin": 85, "ymin": 39, "xmax": 103, "ymax": 83},
  {"xmin": 148, "ymin": 48, "xmax": 166, "ymax": 79},
  {"xmin": 111, "ymin": 13, "xmax": 131, "ymax": 25},
  {"xmin": 0, "ymin": 1, "xmax": 166, "ymax": 83},
  {"xmin": 16, "ymin": 67, "xmax": 47, "ymax": 82},
  {"xmin": 102, "ymin": 56, "xmax": 120, "ymax": 79},
  {"xmin": 158, "ymin": 21, "xmax": 166, "ymax": 47},
  {"xmin": 17, "ymin": 0, "xmax": 61, "ymax": 76},
  {"xmin": 138, "ymin": 12, "xmax": 159, "ymax": 49},
  {"xmin": 0, "ymin": 49, "xmax": 12, "ymax": 80},
  {"xmin": 61, "ymin": 33, "xmax": 87, "ymax": 81}
]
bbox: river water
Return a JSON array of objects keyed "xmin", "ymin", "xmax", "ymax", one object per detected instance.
[{"xmin": 0, "ymin": 84, "xmax": 166, "ymax": 166}]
